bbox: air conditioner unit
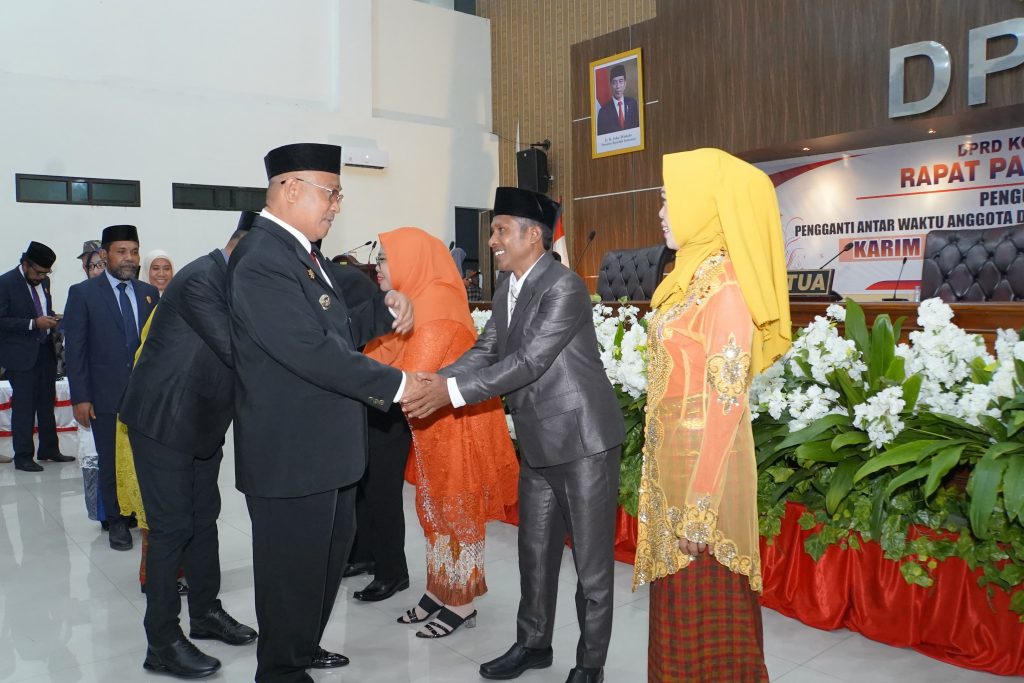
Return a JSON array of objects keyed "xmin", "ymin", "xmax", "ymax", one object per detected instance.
[{"xmin": 341, "ymin": 146, "xmax": 389, "ymax": 169}]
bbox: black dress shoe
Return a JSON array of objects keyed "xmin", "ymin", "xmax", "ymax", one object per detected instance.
[
  {"xmin": 143, "ymin": 638, "xmax": 221, "ymax": 678},
  {"xmin": 311, "ymin": 646, "xmax": 350, "ymax": 668},
  {"xmin": 480, "ymin": 643, "xmax": 554, "ymax": 680},
  {"xmin": 353, "ymin": 575, "xmax": 409, "ymax": 602},
  {"xmin": 37, "ymin": 452, "xmax": 75, "ymax": 462},
  {"xmin": 108, "ymin": 519, "xmax": 133, "ymax": 551},
  {"xmin": 14, "ymin": 460, "xmax": 43, "ymax": 472},
  {"xmin": 342, "ymin": 561, "xmax": 375, "ymax": 578},
  {"xmin": 190, "ymin": 606, "xmax": 257, "ymax": 646},
  {"xmin": 565, "ymin": 666, "xmax": 604, "ymax": 683}
]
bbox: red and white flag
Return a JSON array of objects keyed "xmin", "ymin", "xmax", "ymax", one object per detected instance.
[{"xmin": 552, "ymin": 198, "xmax": 569, "ymax": 266}]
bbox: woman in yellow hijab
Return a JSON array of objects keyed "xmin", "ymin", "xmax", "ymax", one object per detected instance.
[{"xmin": 634, "ymin": 149, "xmax": 791, "ymax": 682}]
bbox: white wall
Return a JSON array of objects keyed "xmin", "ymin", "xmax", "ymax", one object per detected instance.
[{"xmin": 0, "ymin": 0, "xmax": 497, "ymax": 305}]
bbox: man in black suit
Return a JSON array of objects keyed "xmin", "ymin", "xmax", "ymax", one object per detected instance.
[
  {"xmin": 228, "ymin": 143, "xmax": 418, "ymax": 683},
  {"xmin": 596, "ymin": 63, "xmax": 640, "ymax": 135},
  {"xmin": 64, "ymin": 225, "xmax": 159, "ymax": 550},
  {"xmin": 119, "ymin": 212, "xmax": 259, "ymax": 679},
  {"xmin": 0, "ymin": 242, "xmax": 75, "ymax": 471}
]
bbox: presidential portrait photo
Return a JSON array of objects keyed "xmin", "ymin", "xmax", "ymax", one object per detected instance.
[{"xmin": 590, "ymin": 48, "xmax": 645, "ymax": 158}]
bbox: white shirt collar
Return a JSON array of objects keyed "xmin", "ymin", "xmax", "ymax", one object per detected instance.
[
  {"xmin": 104, "ymin": 269, "xmax": 133, "ymax": 290},
  {"xmin": 260, "ymin": 209, "xmax": 331, "ymax": 284},
  {"xmin": 18, "ymin": 265, "xmax": 44, "ymax": 292},
  {"xmin": 261, "ymin": 208, "xmax": 313, "ymax": 254},
  {"xmin": 510, "ymin": 254, "xmax": 544, "ymax": 292}
]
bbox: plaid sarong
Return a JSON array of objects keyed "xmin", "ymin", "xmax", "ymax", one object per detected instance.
[{"xmin": 649, "ymin": 557, "xmax": 769, "ymax": 682}]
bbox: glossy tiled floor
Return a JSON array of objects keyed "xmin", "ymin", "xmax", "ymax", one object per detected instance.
[{"xmin": 0, "ymin": 434, "xmax": 1010, "ymax": 682}]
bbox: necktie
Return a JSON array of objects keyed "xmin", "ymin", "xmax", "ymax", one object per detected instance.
[
  {"xmin": 28, "ymin": 283, "xmax": 45, "ymax": 342},
  {"xmin": 117, "ymin": 282, "xmax": 140, "ymax": 353},
  {"xmin": 509, "ymin": 281, "xmax": 520, "ymax": 318},
  {"xmin": 618, "ymin": 100, "xmax": 624, "ymax": 128}
]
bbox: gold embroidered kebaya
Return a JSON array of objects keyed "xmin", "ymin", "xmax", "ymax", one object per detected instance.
[
  {"xmin": 634, "ymin": 254, "xmax": 763, "ymax": 592},
  {"xmin": 707, "ymin": 334, "xmax": 751, "ymax": 415}
]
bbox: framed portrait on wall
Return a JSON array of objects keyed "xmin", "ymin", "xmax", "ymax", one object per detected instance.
[{"xmin": 590, "ymin": 48, "xmax": 645, "ymax": 159}]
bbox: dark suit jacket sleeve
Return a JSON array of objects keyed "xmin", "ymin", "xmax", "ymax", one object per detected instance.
[
  {"xmin": 326, "ymin": 264, "xmax": 393, "ymax": 347},
  {"xmin": 232, "ymin": 259, "xmax": 402, "ymax": 407},
  {"xmin": 451, "ymin": 277, "xmax": 590, "ymax": 405},
  {"xmin": 173, "ymin": 269, "xmax": 233, "ymax": 368},
  {"xmin": 0, "ymin": 276, "xmax": 31, "ymax": 335},
  {"xmin": 440, "ymin": 314, "xmax": 499, "ymax": 377},
  {"xmin": 63, "ymin": 285, "xmax": 91, "ymax": 404}
]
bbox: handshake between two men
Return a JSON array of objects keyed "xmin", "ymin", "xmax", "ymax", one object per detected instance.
[{"xmin": 380, "ymin": 288, "xmax": 452, "ymax": 420}]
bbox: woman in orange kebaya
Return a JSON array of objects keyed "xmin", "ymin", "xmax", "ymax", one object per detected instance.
[{"xmin": 367, "ymin": 227, "xmax": 518, "ymax": 638}]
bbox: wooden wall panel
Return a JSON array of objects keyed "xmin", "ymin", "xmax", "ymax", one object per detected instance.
[
  {"xmin": 477, "ymin": 0, "xmax": 657, "ymax": 255},
  {"xmin": 563, "ymin": 0, "xmax": 1024, "ymax": 290}
]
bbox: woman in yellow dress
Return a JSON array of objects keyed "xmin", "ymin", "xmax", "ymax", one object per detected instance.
[{"xmin": 633, "ymin": 148, "xmax": 791, "ymax": 682}]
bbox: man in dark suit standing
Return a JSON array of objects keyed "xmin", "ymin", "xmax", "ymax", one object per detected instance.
[
  {"xmin": 119, "ymin": 212, "xmax": 259, "ymax": 679},
  {"xmin": 64, "ymin": 224, "xmax": 159, "ymax": 551},
  {"xmin": 596, "ymin": 63, "xmax": 640, "ymax": 135},
  {"xmin": 404, "ymin": 187, "xmax": 625, "ymax": 683},
  {"xmin": 228, "ymin": 143, "xmax": 417, "ymax": 683},
  {"xmin": 0, "ymin": 241, "xmax": 75, "ymax": 471}
]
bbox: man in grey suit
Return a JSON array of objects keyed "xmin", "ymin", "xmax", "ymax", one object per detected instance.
[{"xmin": 403, "ymin": 187, "xmax": 624, "ymax": 683}]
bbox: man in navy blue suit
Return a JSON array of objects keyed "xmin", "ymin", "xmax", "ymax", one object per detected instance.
[
  {"xmin": 64, "ymin": 225, "xmax": 159, "ymax": 551},
  {"xmin": 0, "ymin": 241, "xmax": 76, "ymax": 472},
  {"xmin": 596, "ymin": 63, "xmax": 640, "ymax": 135}
]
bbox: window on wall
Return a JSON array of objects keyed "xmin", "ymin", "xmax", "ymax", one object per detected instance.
[
  {"xmin": 172, "ymin": 183, "xmax": 265, "ymax": 212},
  {"xmin": 15, "ymin": 174, "xmax": 141, "ymax": 207}
]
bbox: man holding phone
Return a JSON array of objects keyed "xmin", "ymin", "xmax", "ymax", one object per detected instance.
[{"xmin": 0, "ymin": 241, "xmax": 75, "ymax": 471}]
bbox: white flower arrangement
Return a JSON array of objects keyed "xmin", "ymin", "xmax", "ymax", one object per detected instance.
[
  {"xmin": 753, "ymin": 297, "xmax": 1018, "ymax": 442},
  {"xmin": 471, "ymin": 297, "xmax": 1020, "ymax": 446},
  {"xmin": 470, "ymin": 308, "xmax": 492, "ymax": 335}
]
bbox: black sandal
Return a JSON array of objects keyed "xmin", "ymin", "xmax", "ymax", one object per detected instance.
[
  {"xmin": 397, "ymin": 594, "xmax": 443, "ymax": 624},
  {"xmin": 415, "ymin": 607, "xmax": 477, "ymax": 639}
]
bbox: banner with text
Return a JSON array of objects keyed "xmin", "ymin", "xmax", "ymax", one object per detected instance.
[{"xmin": 755, "ymin": 127, "xmax": 1024, "ymax": 299}]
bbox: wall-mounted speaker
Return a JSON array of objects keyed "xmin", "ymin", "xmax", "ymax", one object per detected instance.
[{"xmin": 516, "ymin": 148, "xmax": 549, "ymax": 194}]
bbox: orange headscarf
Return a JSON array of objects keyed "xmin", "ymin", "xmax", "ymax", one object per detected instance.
[{"xmin": 363, "ymin": 227, "xmax": 474, "ymax": 369}]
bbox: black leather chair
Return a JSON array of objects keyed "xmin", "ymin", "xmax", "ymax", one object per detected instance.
[
  {"xmin": 919, "ymin": 225, "xmax": 1024, "ymax": 302},
  {"xmin": 596, "ymin": 245, "xmax": 674, "ymax": 301}
]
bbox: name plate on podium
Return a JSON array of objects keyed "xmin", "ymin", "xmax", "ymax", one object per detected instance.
[{"xmin": 788, "ymin": 269, "xmax": 835, "ymax": 297}]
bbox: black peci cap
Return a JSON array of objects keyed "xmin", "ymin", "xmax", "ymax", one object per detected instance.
[
  {"xmin": 493, "ymin": 187, "xmax": 560, "ymax": 231},
  {"xmin": 101, "ymin": 224, "xmax": 139, "ymax": 245},
  {"xmin": 264, "ymin": 143, "xmax": 341, "ymax": 179},
  {"xmin": 23, "ymin": 241, "xmax": 56, "ymax": 268}
]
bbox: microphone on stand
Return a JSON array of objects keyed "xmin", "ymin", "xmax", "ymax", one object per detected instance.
[
  {"xmin": 366, "ymin": 240, "xmax": 379, "ymax": 262},
  {"xmin": 344, "ymin": 240, "xmax": 372, "ymax": 254},
  {"xmin": 448, "ymin": 241, "xmax": 456, "ymax": 251},
  {"xmin": 883, "ymin": 257, "xmax": 909, "ymax": 302},
  {"xmin": 819, "ymin": 242, "xmax": 853, "ymax": 269},
  {"xmin": 573, "ymin": 230, "xmax": 598, "ymax": 274}
]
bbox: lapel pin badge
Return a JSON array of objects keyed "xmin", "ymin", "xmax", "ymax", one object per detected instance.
[
  {"xmin": 307, "ymin": 268, "xmax": 316, "ymax": 280},
  {"xmin": 146, "ymin": 295, "xmax": 152, "ymax": 304},
  {"xmin": 319, "ymin": 294, "xmax": 331, "ymax": 310}
]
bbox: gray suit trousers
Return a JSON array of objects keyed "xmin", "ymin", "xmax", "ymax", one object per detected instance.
[{"xmin": 516, "ymin": 446, "xmax": 621, "ymax": 668}]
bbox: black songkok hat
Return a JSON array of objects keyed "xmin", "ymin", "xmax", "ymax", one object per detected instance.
[
  {"xmin": 23, "ymin": 241, "xmax": 56, "ymax": 268},
  {"xmin": 493, "ymin": 187, "xmax": 560, "ymax": 231},
  {"xmin": 101, "ymin": 224, "xmax": 139, "ymax": 245},
  {"xmin": 236, "ymin": 210, "xmax": 259, "ymax": 232},
  {"xmin": 610, "ymin": 64, "xmax": 626, "ymax": 80},
  {"xmin": 264, "ymin": 143, "xmax": 341, "ymax": 179}
]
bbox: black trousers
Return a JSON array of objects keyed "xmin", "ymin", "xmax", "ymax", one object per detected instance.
[
  {"xmin": 247, "ymin": 485, "xmax": 356, "ymax": 683},
  {"xmin": 129, "ymin": 428, "xmax": 222, "ymax": 646},
  {"xmin": 6, "ymin": 343, "xmax": 59, "ymax": 464},
  {"xmin": 90, "ymin": 412, "xmax": 120, "ymax": 522},
  {"xmin": 350, "ymin": 404, "xmax": 411, "ymax": 580},
  {"xmin": 516, "ymin": 447, "xmax": 621, "ymax": 668}
]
